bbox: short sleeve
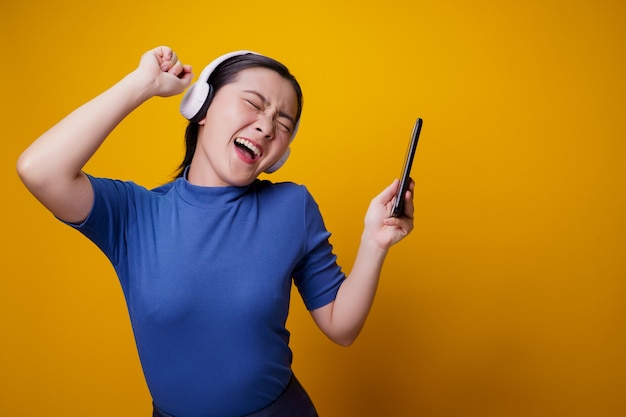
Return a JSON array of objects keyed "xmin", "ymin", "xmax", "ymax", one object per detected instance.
[
  {"xmin": 62, "ymin": 174, "xmax": 136, "ymax": 268},
  {"xmin": 292, "ymin": 189, "xmax": 346, "ymax": 310}
]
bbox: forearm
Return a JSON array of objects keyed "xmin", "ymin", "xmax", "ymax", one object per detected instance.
[
  {"xmin": 311, "ymin": 179, "xmax": 415, "ymax": 346},
  {"xmin": 17, "ymin": 70, "xmax": 153, "ymax": 189},
  {"xmin": 319, "ymin": 237, "xmax": 388, "ymax": 346}
]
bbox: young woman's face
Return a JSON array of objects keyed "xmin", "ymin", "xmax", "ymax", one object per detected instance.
[{"xmin": 189, "ymin": 67, "xmax": 299, "ymax": 187}]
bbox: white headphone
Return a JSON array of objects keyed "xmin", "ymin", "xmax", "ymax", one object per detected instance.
[{"xmin": 179, "ymin": 50, "xmax": 299, "ymax": 173}]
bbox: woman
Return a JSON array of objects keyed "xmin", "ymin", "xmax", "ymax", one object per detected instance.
[{"xmin": 17, "ymin": 46, "xmax": 415, "ymax": 417}]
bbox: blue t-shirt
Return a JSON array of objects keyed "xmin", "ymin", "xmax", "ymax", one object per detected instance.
[{"xmin": 68, "ymin": 173, "xmax": 346, "ymax": 417}]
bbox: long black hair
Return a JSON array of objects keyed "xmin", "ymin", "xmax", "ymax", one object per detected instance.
[{"xmin": 175, "ymin": 54, "xmax": 303, "ymax": 178}]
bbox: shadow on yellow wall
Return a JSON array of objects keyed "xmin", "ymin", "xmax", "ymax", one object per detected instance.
[{"xmin": 2, "ymin": 0, "xmax": 625, "ymax": 416}]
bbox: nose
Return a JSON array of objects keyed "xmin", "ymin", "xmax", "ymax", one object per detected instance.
[{"xmin": 255, "ymin": 114, "xmax": 275, "ymax": 140}]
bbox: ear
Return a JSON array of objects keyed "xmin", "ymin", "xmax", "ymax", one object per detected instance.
[{"xmin": 198, "ymin": 117, "xmax": 207, "ymax": 126}]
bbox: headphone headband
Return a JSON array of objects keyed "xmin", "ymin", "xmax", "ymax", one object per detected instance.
[{"xmin": 195, "ymin": 50, "xmax": 256, "ymax": 86}]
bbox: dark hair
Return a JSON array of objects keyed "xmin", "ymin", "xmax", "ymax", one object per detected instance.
[{"xmin": 175, "ymin": 54, "xmax": 304, "ymax": 178}]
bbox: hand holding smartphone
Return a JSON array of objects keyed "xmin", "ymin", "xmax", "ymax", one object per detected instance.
[{"xmin": 390, "ymin": 117, "xmax": 422, "ymax": 217}]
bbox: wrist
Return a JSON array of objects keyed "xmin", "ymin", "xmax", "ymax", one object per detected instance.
[
  {"xmin": 120, "ymin": 70, "xmax": 158, "ymax": 104},
  {"xmin": 360, "ymin": 233, "xmax": 389, "ymax": 257}
]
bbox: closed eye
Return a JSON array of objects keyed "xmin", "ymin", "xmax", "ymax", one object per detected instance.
[
  {"xmin": 276, "ymin": 121, "xmax": 291, "ymax": 133},
  {"xmin": 243, "ymin": 89, "xmax": 296, "ymax": 129},
  {"xmin": 245, "ymin": 99, "xmax": 261, "ymax": 110}
]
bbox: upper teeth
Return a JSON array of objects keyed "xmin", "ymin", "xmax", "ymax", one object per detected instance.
[{"xmin": 235, "ymin": 138, "xmax": 261, "ymax": 156}]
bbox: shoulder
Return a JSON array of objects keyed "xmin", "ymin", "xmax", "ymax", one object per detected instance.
[
  {"xmin": 253, "ymin": 179, "xmax": 318, "ymax": 209},
  {"xmin": 87, "ymin": 174, "xmax": 176, "ymax": 203},
  {"xmin": 253, "ymin": 180, "xmax": 323, "ymax": 220},
  {"xmin": 150, "ymin": 180, "xmax": 176, "ymax": 195},
  {"xmin": 253, "ymin": 179, "xmax": 311, "ymax": 198}
]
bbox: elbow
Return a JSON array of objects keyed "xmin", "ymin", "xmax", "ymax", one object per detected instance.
[
  {"xmin": 329, "ymin": 331, "xmax": 360, "ymax": 347},
  {"xmin": 16, "ymin": 152, "xmax": 37, "ymax": 187},
  {"xmin": 16, "ymin": 153, "xmax": 47, "ymax": 194},
  {"xmin": 336, "ymin": 338, "xmax": 356, "ymax": 348},
  {"xmin": 17, "ymin": 149, "xmax": 58, "ymax": 191},
  {"xmin": 312, "ymin": 303, "xmax": 363, "ymax": 347}
]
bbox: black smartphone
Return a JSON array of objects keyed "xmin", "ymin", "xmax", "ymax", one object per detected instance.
[{"xmin": 390, "ymin": 117, "xmax": 422, "ymax": 217}]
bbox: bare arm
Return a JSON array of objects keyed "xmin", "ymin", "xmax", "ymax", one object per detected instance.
[
  {"xmin": 310, "ymin": 179, "xmax": 415, "ymax": 346},
  {"xmin": 16, "ymin": 46, "xmax": 192, "ymax": 223}
]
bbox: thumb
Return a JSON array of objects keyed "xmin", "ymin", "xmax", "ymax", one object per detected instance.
[{"xmin": 374, "ymin": 179, "xmax": 400, "ymax": 205}]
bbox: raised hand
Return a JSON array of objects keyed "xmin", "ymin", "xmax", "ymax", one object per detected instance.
[{"xmin": 135, "ymin": 46, "xmax": 193, "ymax": 98}]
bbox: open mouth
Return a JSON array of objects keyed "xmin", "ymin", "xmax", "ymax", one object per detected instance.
[{"xmin": 234, "ymin": 138, "xmax": 262, "ymax": 161}]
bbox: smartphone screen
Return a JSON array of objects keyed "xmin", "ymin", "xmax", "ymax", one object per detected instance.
[{"xmin": 390, "ymin": 117, "xmax": 422, "ymax": 217}]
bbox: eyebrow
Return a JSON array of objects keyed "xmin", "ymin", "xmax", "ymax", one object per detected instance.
[{"xmin": 243, "ymin": 90, "xmax": 296, "ymax": 126}]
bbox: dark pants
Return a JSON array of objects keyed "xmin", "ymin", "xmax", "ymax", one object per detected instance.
[{"xmin": 153, "ymin": 375, "xmax": 319, "ymax": 417}]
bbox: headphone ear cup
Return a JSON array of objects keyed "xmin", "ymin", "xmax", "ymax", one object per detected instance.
[
  {"xmin": 265, "ymin": 119, "xmax": 299, "ymax": 173},
  {"xmin": 264, "ymin": 147, "xmax": 291, "ymax": 173},
  {"xmin": 180, "ymin": 82, "xmax": 214, "ymax": 122}
]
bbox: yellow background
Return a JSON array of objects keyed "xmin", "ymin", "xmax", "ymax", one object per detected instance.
[{"xmin": 2, "ymin": 0, "xmax": 625, "ymax": 416}]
